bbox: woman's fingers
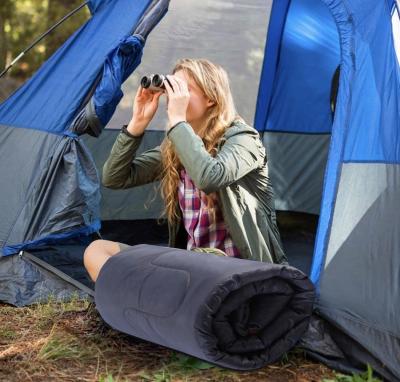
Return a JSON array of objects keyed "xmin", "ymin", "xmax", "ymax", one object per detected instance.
[
  {"xmin": 167, "ymin": 75, "xmax": 181, "ymax": 93},
  {"xmin": 164, "ymin": 76, "xmax": 175, "ymax": 97},
  {"xmin": 169, "ymin": 75, "xmax": 187, "ymax": 95},
  {"xmin": 174, "ymin": 76, "xmax": 188, "ymax": 94},
  {"xmin": 142, "ymin": 87, "xmax": 152, "ymax": 97},
  {"xmin": 134, "ymin": 86, "xmax": 143, "ymax": 100},
  {"xmin": 151, "ymin": 91, "xmax": 163, "ymax": 103},
  {"xmin": 141, "ymin": 87, "xmax": 160, "ymax": 103}
]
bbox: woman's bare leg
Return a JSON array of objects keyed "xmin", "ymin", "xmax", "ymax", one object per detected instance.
[{"xmin": 83, "ymin": 239, "xmax": 122, "ymax": 282}]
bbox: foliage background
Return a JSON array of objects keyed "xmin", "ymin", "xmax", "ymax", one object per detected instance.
[{"xmin": 0, "ymin": 0, "xmax": 90, "ymax": 101}]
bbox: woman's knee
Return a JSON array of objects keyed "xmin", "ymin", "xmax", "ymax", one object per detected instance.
[
  {"xmin": 83, "ymin": 240, "xmax": 120, "ymax": 262},
  {"xmin": 83, "ymin": 240, "xmax": 102, "ymax": 266},
  {"xmin": 83, "ymin": 240, "xmax": 120, "ymax": 282}
]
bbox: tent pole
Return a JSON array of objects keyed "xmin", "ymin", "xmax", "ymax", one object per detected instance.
[{"xmin": 0, "ymin": 1, "xmax": 89, "ymax": 79}]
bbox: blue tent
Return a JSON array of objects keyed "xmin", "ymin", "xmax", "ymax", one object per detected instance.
[
  {"xmin": 0, "ymin": 0, "xmax": 168, "ymax": 257},
  {"xmin": 0, "ymin": 0, "xmax": 399, "ymax": 379},
  {"xmin": 255, "ymin": 0, "xmax": 400, "ymax": 380}
]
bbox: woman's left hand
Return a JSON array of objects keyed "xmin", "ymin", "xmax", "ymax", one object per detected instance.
[{"xmin": 164, "ymin": 75, "xmax": 190, "ymax": 129}]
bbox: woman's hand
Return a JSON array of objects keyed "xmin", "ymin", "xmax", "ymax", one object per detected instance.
[
  {"xmin": 128, "ymin": 86, "xmax": 163, "ymax": 136},
  {"xmin": 164, "ymin": 75, "xmax": 190, "ymax": 129}
]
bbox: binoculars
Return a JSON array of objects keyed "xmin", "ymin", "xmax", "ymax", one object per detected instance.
[{"xmin": 140, "ymin": 74, "xmax": 170, "ymax": 92}]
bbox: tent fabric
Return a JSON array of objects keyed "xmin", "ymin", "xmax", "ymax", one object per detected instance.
[
  {"xmin": 89, "ymin": 34, "xmax": 144, "ymax": 127},
  {"xmin": 88, "ymin": 0, "xmax": 170, "ymax": 130},
  {"xmin": 253, "ymin": 0, "xmax": 400, "ymax": 379},
  {"xmin": 317, "ymin": 163, "xmax": 400, "ymax": 380},
  {"xmin": 254, "ymin": 0, "xmax": 290, "ymax": 132},
  {"xmin": 394, "ymin": 1, "xmax": 400, "ymax": 62},
  {"xmin": 103, "ymin": 0, "xmax": 271, "ymax": 131},
  {"xmin": 87, "ymin": 0, "xmax": 111, "ymax": 15},
  {"xmin": 82, "ymin": 130, "xmax": 165, "ymax": 220},
  {"xmin": 293, "ymin": 0, "xmax": 399, "ymax": 380},
  {"xmin": 262, "ymin": 132, "xmax": 330, "ymax": 214},
  {"xmin": 254, "ymin": 0, "xmax": 340, "ymax": 215},
  {"xmin": 300, "ymin": 315, "xmax": 400, "ymax": 382},
  {"xmin": 70, "ymin": 0, "xmax": 170, "ymax": 137},
  {"xmin": 95, "ymin": 244, "xmax": 315, "ymax": 370},
  {"xmin": 310, "ymin": 0, "xmax": 400, "ymax": 285},
  {"xmin": 0, "ymin": 0, "xmax": 170, "ymax": 256},
  {"xmin": 71, "ymin": 35, "xmax": 145, "ymax": 137},
  {"xmin": 0, "ymin": 249, "xmax": 91, "ymax": 307},
  {"xmin": 255, "ymin": 0, "xmax": 340, "ymax": 134},
  {"xmin": 0, "ymin": 125, "xmax": 100, "ymax": 256}
]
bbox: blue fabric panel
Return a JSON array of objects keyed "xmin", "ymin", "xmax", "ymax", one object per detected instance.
[
  {"xmin": 93, "ymin": 35, "xmax": 144, "ymax": 127},
  {"xmin": 2, "ymin": 220, "xmax": 101, "ymax": 256},
  {"xmin": 0, "ymin": 0, "xmax": 152, "ymax": 135},
  {"xmin": 254, "ymin": 0, "xmax": 290, "ymax": 132},
  {"xmin": 386, "ymin": 0, "xmax": 395, "ymax": 12},
  {"xmin": 257, "ymin": 0, "xmax": 340, "ymax": 134},
  {"xmin": 310, "ymin": 0, "xmax": 355, "ymax": 288},
  {"xmin": 311, "ymin": 0, "xmax": 400, "ymax": 288},
  {"xmin": 341, "ymin": 2, "xmax": 400, "ymax": 162},
  {"xmin": 88, "ymin": 0, "xmax": 112, "ymax": 15}
]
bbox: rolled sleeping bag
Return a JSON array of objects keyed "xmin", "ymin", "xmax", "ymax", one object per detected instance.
[{"xmin": 95, "ymin": 244, "xmax": 315, "ymax": 370}]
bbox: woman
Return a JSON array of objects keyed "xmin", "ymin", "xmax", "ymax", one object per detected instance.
[{"xmin": 83, "ymin": 58, "xmax": 287, "ymax": 282}]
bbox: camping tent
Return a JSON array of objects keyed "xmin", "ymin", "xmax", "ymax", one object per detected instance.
[
  {"xmin": 0, "ymin": 0, "xmax": 399, "ymax": 379},
  {"xmin": 255, "ymin": 0, "xmax": 400, "ymax": 380}
]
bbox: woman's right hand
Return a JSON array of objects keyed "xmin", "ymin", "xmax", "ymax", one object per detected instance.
[{"xmin": 127, "ymin": 86, "xmax": 163, "ymax": 136}]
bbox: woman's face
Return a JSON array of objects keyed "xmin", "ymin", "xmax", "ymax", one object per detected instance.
[{"xmin": 171, "ymin": 70, "xmax": 214, "ymax": 127}]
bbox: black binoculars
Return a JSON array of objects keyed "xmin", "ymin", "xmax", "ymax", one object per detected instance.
[{"xmin": 140, "ymin": 74, "xmax": 170, "ymax": 92}]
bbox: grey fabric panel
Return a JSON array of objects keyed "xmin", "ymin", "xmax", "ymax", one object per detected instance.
[
  {"xmin": 262, "ymin": 132, "xmax": 330, "ymax": 214},
  {"xmin": 82, "ymin": 129, "xmax": 165, "ymax": 220},
  {"xmin": 0, "ymin": 126, "xmax": 61, "ymax": 247},
  {"xmin": 0, "ymin": 253, "xmax": 91, "ymax": 307},
  {"xmin": 300, "ymin": 314, "xmax": 399, "ymax": 382},
  {"xmin": 316, "ymin": 307, "xmax": 400, "ymax": 382},
  {"xmin": 319, "ymin": 163, "xmax": 400, "ymax": 380},
  {"xmin": 85, "ymin": 129, "xmax": 330, "ymax": 221},
  {"xmin": 0, "ymin": 126, "xmax": 62, "ymax": 248},
  {"xmin": 95, "ymin": 244, "xmax": 315, "ymax": 370},
  {"xmin": 5, "ymin": 131, "xmax": 100, "ymax": 248},
  {"xmin": 105, "ymin": 0, "xmax": 273, "ymax": 131}
]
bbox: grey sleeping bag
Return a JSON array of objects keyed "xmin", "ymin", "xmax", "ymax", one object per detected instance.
[{"xmin": 95, "ymin": 244, "xmax": 315, "ymax": 370}]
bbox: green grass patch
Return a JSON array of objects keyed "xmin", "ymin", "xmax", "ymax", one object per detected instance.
[{"xmin": 322, "ymin": 364, "xmax": 382, "ymax": 382}]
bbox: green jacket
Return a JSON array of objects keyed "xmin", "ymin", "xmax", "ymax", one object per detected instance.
[{"xmin": 102, "ymin": 120, "xmax": 288, "ymax": 264}]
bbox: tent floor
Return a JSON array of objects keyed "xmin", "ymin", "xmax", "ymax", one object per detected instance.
[{"xmin": 29, "ymin": 213, "xmax": 318, "ymax": 291}]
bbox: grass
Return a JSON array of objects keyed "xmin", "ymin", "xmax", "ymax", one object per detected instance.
[
  {"xmin": 0, "ymin": 294, "xmax": 380, "ymax": 382},
  {"xmin": 322, "ymin": 365, "xmax": 383, "ymax": 382}
]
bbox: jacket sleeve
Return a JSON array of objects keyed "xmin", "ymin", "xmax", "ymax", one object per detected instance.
[
  {"xmin": 102, "ymin": 131, "xmax": 162, "ymax": 189},
  {"xmin": 167, "ymin": 121, "xmax": 265, "ymax": 194}
]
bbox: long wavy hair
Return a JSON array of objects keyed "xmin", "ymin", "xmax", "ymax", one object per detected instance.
[{"xmin": 158, "ymin": 58, "xmax": 245, "ymax": 225}]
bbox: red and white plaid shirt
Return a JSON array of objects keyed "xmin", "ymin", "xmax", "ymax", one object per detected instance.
[{"xmin": 177, "ymin": 169, "xmax": 241, "ymax": 258}]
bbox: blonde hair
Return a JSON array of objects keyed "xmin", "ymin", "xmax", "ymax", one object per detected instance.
[{"xmin": 158, "ymin": 58, "xmax": 245, "ymax": 225}]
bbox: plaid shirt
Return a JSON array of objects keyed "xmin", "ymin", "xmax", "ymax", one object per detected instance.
[{"xmin": 178, "ymin": 169, "xmax": 241, "ymax": 258}]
